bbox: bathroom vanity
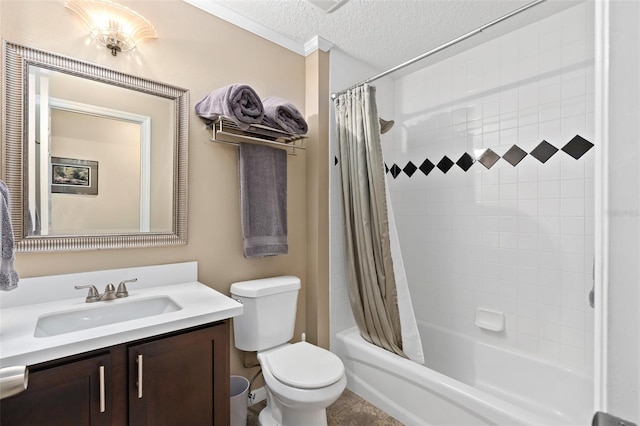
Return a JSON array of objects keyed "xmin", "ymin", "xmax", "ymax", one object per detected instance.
[
  {"xmin": 1, "ymin": 321, "xmax": 229, "ymax": 425},
  {"xmin": 0, "ymin": 262, "xmax": 242, "ymax": 426}
]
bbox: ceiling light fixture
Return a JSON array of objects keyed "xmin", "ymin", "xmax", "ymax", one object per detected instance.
[{"xmin": 65, "ymin": 0, "xmax": 157, "ymax": 56}]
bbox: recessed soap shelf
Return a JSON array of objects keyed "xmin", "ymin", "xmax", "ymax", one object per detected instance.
[
  {"xmin": 475, "ymin": 307, "xmax": 505, "ymax": 332},
  {"xmin": 210, "ymin": 117, "xmax": 308, "ymax": 156}
]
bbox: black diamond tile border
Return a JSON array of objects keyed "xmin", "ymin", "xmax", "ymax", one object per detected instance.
[
  {"xmin": 437, "ymin": 156, "xmax": 455, "ymax": 173},
  {"xmin": 456, "ymin": 153, "xmax": 475, "ymax": 171},
  {"xmin": 340, "ymin": 135, "xmax": 593, "ymax": 180},
  {"xmin": 419, "ymin": 159, "xmax": 435, "ymax": 176},
  {"xmin": 562, "ymin": 135, "xmax": 594, "ymax": 159},
  {"xmin": 390, "ymin": 164, "xmax": 401, "ymax": 179},
  {"xmin": 477, "ymin": 149, "xmax": 500, "ymax": 169},
  {"xmin": 502, "ymin": 145, "xmax": 527, "ymax": 167},
  {"xmin": 530, "ymin": 140, "xmax": 559, "ymax": 163},
  {"xmin": 403, "ymin": 161, "xmax": 417, "ymax": 177}
]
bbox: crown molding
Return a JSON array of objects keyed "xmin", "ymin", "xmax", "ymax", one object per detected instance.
[
  {"xmin": 183, "ymin": 0, "xmax": 332, "ymax": 57},
  {"xmin": 183, "ymin": 0, "xmax": 305, "ymax": 55},
  {"xmin": 304, "ymin": 36, "xmax": 334, "ymax": 55}
]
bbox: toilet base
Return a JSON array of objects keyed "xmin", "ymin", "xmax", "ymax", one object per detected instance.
[{"xmin": 258, "ymin": 404, "xmax": 328, "ymax": 426}]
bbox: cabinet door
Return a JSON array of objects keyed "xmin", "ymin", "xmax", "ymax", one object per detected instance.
[
  {"xmin": 0, "ymin": 353, "xmax": 112, "ymax": 426},
  {"xmin": 128, "ymin": 322, "xmax": 230, "ymax": 426}
]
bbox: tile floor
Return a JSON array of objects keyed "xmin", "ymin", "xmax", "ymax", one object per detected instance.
[{"xmin": 246, "ymin": 388, "xmax": 403, "ymax": 425}]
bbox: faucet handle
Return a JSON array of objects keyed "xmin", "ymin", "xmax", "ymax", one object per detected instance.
[
  {"xmin": 116, "ymin": 278, "xmax": 138, "ymax": 298},
  {"xmin": 75, "ymin": 285, "xmax": 100, "ymax": 303}
]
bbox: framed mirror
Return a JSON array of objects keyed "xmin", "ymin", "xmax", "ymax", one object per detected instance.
[{"xmin": 2, "ymin": 41, "xmax": 188, "ymax": 252}]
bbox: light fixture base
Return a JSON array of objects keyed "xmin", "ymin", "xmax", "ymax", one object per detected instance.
[{"xmin": 106, "ymin": 43, "xmax": 122, "ymax": 56}]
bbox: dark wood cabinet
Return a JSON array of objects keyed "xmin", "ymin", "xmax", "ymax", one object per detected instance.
[
  {"xmin": 128, "ymin": 324, "xmax": 230, "ymax": 426},
  {"xmin": 0, "ymin": 321, "xmax": 230, "ymax": 426},
  {"xmin": 0, "ymin": 352, "xmax": 112, "ymax": 426}
]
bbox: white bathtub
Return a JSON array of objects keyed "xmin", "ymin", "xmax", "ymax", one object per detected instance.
[{"xmin": 334, "ymin": 322, "xmax": 593, "ymax": 426}]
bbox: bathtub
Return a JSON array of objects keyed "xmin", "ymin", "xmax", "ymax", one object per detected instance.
[{"xmin": 334, "ymin": 322, "xmax": 592, "ymax": 426}]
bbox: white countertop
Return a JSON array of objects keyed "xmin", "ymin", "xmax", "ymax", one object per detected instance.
[{"xmin": 0, "ymin": 262, "xmax": 243, "ymax": 367}]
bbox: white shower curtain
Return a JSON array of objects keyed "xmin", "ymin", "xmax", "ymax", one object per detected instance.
[{"xmin": 385, "ymin": 175, "xmax": 424, "ymax": 364}]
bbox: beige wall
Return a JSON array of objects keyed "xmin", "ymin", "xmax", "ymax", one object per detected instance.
[
  {"xmin": 51, "ymin": 110, "xmax": 141, "ymax": 234},
  {"xmin": 0, "ymin": 0, "xmax": 329, "ymax": 378},
  {"xmin": 305, "ymin": 50, "xmax": 331, "ymax": 349}
]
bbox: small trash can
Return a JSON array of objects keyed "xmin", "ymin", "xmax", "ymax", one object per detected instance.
[{"xmin": 230, "ymin": 375, "xmax": 250, "ymax": 426}]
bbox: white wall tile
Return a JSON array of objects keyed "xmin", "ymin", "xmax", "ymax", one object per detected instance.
[
  {"xmin": 540, "ymin": 82, "xmax": 562, "ymax": 105},
  {"xmin": 538, "ymin": 199, "xmax": 560, "ymax": 217},
  {"xmin": 518, "ymin": 333, "xmax": 539, "ymax": 353},
  {"xmin": 540, "ymin": 303, "xmax": 561, "ymax": 324},
  {"xmin": 540, "ymin": 101, "xmax": 562, "ymax": 122},
  {"xmin": 562, "ymin": 38, "xmax": 587, "ymax": 66},
  {"xmin": 561, "ymin": 198, "xmax": 585, "ymax": 217},
  {"xmin": 539, "ymin": 339, "xmax": 561, "ymax": 360},
  {"xmin": 538, "ymin": 180, "xmax": 561, "ymax": 198},
  {"xmin": 561, "ymin": 326, "xmax": 585, "ymax": 348},
  {"xmin": 561, "ymin": 345, "xmax": 585, "ymax": 369},
  {"xmin": 540, "ymin": 322, "xmax": 561, "ymax": 342},
  {"xmin": 543, "ymin": 45, "xmax": 566, "ymax": 72},
  {"xmin": 519, "ymin": 83, "xmax": 539, "ymax": 109}
]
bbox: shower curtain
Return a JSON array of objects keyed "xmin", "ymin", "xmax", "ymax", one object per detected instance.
[{"xmin": 334, "ymin": 84, "xmax": 423, "ymax": 363}]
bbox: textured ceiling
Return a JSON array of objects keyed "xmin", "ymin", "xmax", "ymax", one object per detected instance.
[{"xmin": 186, "ymin": 0, "xmax": 581, "ymax": 75}]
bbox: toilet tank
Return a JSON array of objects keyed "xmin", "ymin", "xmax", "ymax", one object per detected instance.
[{"xmin": 230, "ymin": 276, "xmax": 301, "ymax": 352}]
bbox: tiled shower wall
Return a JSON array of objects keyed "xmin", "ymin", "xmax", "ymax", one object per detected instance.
[{"xmin": 383, "ymin": 3, "xmax": 595, "ymax": 371}]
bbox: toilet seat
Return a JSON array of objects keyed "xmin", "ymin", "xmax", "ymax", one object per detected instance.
[{"xmin": 263, "ymin": 342, "xmax": 345, "ymax": 389}]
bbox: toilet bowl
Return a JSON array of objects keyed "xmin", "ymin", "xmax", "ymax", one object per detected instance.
[
  {"xmin": 230, "ymin": 276, "xmax": 347, "ymax": 426},
  {"xmin": 257, "ymin": 342, "xmax": 347, "ymax": 426}
]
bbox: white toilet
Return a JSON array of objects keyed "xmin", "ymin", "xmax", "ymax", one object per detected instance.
[{"xmin": 230, "ymin": 276, "xmax": 346, "ymax": 426}]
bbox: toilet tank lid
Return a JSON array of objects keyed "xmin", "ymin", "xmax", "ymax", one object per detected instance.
[{"xmin": 230, "ymin": 276, "xmax": 301, "ymax": 298}]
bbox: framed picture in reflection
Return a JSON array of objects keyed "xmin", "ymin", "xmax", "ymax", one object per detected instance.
[{"xmin": 51, "ymin": 157, "xmax": 98, "ymax": 195}]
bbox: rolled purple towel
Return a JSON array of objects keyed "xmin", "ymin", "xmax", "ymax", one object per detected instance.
[
  {"xmin": 261, "ymin": 96, "xmax": 308, "ymax": 135},
  {"xmin": 195, "ymin": 84, "xmax": 264, "ymax": 130}
]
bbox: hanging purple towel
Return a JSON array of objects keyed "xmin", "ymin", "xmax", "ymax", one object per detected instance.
[{"xmin": 238, "ymin": 144, "xmax": 288, "ymax": 258}]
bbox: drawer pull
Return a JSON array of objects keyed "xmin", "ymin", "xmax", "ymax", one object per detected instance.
[
  {"xmin": 136, "ymin": 354, "xmax": 143, "ymax": 399},
  {"xmin": 99, "ymin": 365, "xmax": 105, "ymax": 413}
]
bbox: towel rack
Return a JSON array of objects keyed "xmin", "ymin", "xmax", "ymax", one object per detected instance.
[{"xmin": 210, "ymin": 117, "xmax": 308, "ymax": 155}]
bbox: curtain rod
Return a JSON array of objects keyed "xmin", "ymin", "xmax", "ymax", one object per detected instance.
[{"xmin": 331, "ymin": 0, "xmax": 546, "ymax": 99}]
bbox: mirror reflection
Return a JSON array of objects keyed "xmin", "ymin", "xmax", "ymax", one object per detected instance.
[{"xmin": 28, "ymin": 66, "xmax": 174, "ymax": 236}]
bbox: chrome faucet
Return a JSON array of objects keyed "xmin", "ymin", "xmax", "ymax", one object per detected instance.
[{"xmin": 75, "ymin": 280, "xmax": 131, "ymax": 303}]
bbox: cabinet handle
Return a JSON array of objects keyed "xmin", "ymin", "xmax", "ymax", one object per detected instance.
[
  {"xmin": 136, "ymin": 354, "xmax": 143, "ymax": 399},
  {"xmin": 99, "ymin": 365, "xmax": 105, "ymax": 413}
]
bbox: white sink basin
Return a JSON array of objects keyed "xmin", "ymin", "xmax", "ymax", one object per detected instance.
[{"xmin": 34, "ymin": 296, "xmax": 182, "ymax": 338}]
